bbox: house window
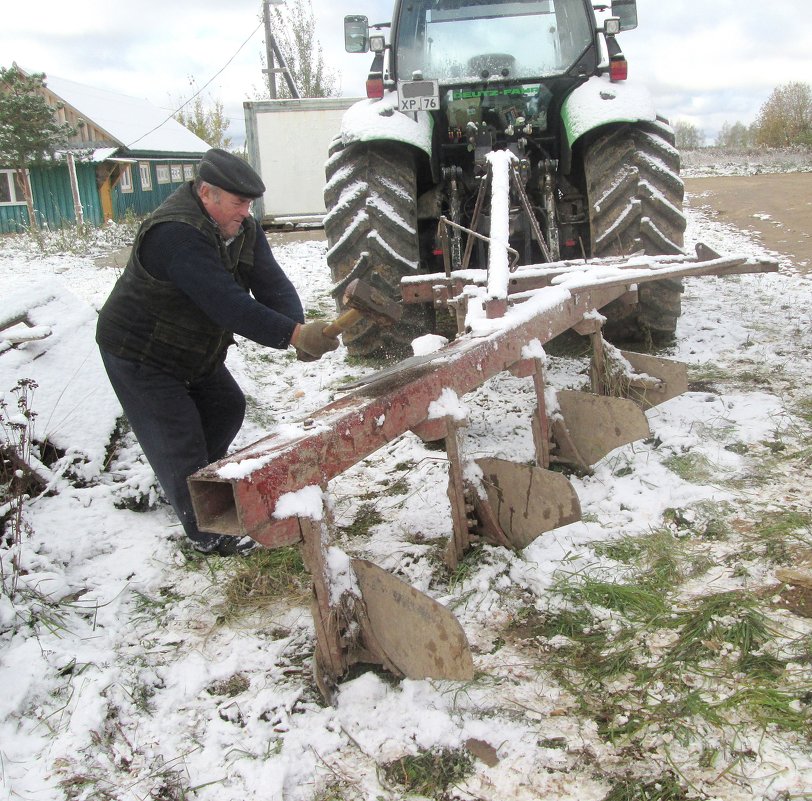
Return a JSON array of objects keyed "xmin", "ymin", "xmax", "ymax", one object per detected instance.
[
  {"xmin": 170, "ymin": 164, "xmax": 183, "ymax": 182},
  {"xmin": 0, "ymin": 170, "xmax": 24, "ymax": 205},
  {"xmin": 139, "ymin": 162, "xmax": 153, "ymax": 191},
  {"xmin": 183, "ymin": 163, "xmax": 195, "ymax": 181},
  {"xmin": 156, "ymin": 165, "xmax": 171, "ymax": 184},
  {"xmin": 119, "ymin": 165, "xmax": 134, "ymax": 193}
]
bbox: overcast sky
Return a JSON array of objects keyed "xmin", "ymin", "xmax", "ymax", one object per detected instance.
[{"xmin": 3, "ymin": 0, "xmax": 809, "ymax": 148}]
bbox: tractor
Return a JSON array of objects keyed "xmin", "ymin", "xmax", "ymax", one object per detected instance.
[{"xmin": 324, "ymin": 0, "xmax": 685, "ymax": 356}]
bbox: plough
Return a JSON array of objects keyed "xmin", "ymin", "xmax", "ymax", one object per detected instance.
[{"xmin": 189, "ymin": 232, "xmax": 777, "ymax": 699}]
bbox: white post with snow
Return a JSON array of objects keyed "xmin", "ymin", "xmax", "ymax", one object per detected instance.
[{"xmin": 485, "ymin": 150, "xmax": 517, "ymax": 305}]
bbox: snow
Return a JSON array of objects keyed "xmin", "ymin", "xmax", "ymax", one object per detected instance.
[
  {"xmin": 427, "ymin": 388, "xmax": 470, "ymax": 422},
  {"xmin": 339, "ymin": 91, "xmax": 434, "ymax": 157},
  {"xmin": 412, "ymin": 333, "xmax": 449, "ymax": 356},
  {"xmin": 41, "ymin": 72, "xmax": 210, "ymax": 154},
  {"xmin": 273, "ymin": 486, "xmax": 325, "ymax": 521},
  {"xmin": 214, "ymin": 457, "xmax": 262, "ymax": 480},
  {"xmin": 1, "ymin": 172, "xmax": 812, "ymax": 800},
  {"xmin": 561, "ymin": 74, "xmax": 657, "ymax": 148},
  {"xmin": 485, "ymin": 149, "xmax": 516, "ymax": 300}
]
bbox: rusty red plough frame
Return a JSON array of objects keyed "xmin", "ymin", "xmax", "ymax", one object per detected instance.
[{"xmin": 189, "ymin": 245, "xmax": 777, "ymax": 697}]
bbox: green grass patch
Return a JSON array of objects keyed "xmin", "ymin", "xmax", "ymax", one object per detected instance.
[
  {"xmin": 131, "ymin": 586, "xmax": 182, "ymax": 626},
  {"xmin": 718, "ymin": 685, "xmax": 810, "ymax": 737},
  {"xmin": 344, "ymin": 353, "xmax": 391, "ymax": 370},
  {"xmin": 666, "ymin": 591, "xmax": 773, "ymax": 665},
  {"xmin": 557, "ymin": 575, "xmax": 670, "ymax": 622},
  {"xmin": 593, "ymin": 537, "xmax": 646, "ymax": 564},
  {"xmin": 753, "ymin": 510, "xmax": 812, "ymax": 545},
  {"xmin": 663, "ymin": 452, "xmax": 716, "ymax": 483},
  {"xmin": 217, "ymin": 546, "xmax": 308, "ymax": 622},
  {"xmin": 384, "ymin": 477, "xmax": 410, "ymax": 496},
  {"xmin": 529, "ymin": 557, "xmax": 810, "ymax": 753},
  {"xmin": 514, "ymin": 605, "xmax": 593, "ymax": 641},
  {"xmin": 602, "ymin": 771, "xmax": 692, "ymax": 801},
  {"xmin": 687, "ymin": 361, "xmax": 728, "ymax": 385},
  {"xmin": 594, "ymin": 529, "xmax": 710, "ymax": 592},
  {"xmin": 737, "ymin": 367, "xmax": 773, "ymax": 387},
  {"xmin": 337, "ymin": 503, "xmax": 384, "ymax": 538},
  {"xmin": 794, "ymin": 396, "xmax": 812, "ymax": 424},
  {"xmin": 245, "ymin": 394, "xmax": 281, "ymax": 430},
  {"xmin": 312, "ymin": 782, "xmax": 354, "ymax": 801},
  {"xmin": 381, "ymin": 748, "xmax": 473, "ymax": 797},
  {"xmin": 207, "ymin": 673, "xmax": 251, "ymax": 697}
]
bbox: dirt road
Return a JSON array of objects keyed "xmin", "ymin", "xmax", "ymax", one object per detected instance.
[{"xmin": 684, "ymin": 172, "xmax": 812, "ymax": 267}]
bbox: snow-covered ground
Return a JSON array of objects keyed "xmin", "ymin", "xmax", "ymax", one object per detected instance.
[
  {"xmin": 681, "ymin": 145, "xmax": 812, "ymax": 177},
  {"xmin": 1, "ymin": 181, "xmax": 811, "ymax": 801}
]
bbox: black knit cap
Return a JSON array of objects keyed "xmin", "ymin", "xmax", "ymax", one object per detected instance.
[{"xmin": 198, "ymin": 148, "xmax": 265, "ymax": 199}]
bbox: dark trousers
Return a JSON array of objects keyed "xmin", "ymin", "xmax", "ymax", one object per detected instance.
[{"xmin": 99, "ymin": 349, "xmax": 245, "ymax": 546}]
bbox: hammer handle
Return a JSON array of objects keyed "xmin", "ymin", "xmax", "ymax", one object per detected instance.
[{"xmin": 323, "ymin": 308, "xmax": 362, "ymax": 338}]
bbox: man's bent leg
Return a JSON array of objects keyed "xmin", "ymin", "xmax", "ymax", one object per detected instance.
[
  {"xmin": 99, "ymin": 350, "xmax": 217, "ymax": 548},
  {"xmin": 189, "ymin": 361, "xmax": 246, "ymax": 463}
]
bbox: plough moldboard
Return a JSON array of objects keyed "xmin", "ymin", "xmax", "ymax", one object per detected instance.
[{"xmin": 189, "ymin": 245, "xmax": 777, "ymax": 701}]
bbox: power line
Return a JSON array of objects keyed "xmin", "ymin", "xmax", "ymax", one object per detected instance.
[{"xmin": 126, "ymin": 18, "xmax": 264, "ymax": 149}]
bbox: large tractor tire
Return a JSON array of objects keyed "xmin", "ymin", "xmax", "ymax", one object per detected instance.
[
  {"xmin": 323, "ymin": 140, "xmax": 432, "ymax": 358},
  {"xmin": 584, "ymin": 122, "xmax": 687, "ymax": 342}
]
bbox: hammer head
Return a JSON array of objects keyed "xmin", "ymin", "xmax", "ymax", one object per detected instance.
[{"xmin": 342, "ymin": 279, "xmax": 402, "ymax": 327}]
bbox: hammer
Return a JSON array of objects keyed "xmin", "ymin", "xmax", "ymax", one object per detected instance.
[{"xmin": 323, "ymin": 278, "xmax": 402, "ymax": 337}]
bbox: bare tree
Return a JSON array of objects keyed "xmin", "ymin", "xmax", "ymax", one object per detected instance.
[
  {"xmin": 754, "ymin": 82, "xmax": 812, "ymax": 147},
  {"xmin": 267, "ymin": 0, "xmax": 338, "ymax": 99},
  {"xmin": 673, "ymin": 120, "xmax": 704, "ymax": 151},
  {"xmin": 715, "ymin": 121, "xmax": 752, "ymax": 149}
]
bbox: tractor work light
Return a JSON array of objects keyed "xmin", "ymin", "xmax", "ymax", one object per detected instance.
[
  {"xmin": 604, "ymin": 16, "xmax": 621, "ymax": 35},
  {"xmin": 369, "ymin": 35, "xmax": 386, "ymax": 52}
]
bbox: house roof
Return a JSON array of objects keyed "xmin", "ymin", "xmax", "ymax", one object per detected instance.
[{"xmin": 41, "ymin": 73, "xmax": 211, "ymax": 156}]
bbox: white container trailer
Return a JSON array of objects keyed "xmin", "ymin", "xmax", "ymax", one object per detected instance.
[{"xmin": 244, "ymin": 97, "xmax": 362, "ymax": 227}]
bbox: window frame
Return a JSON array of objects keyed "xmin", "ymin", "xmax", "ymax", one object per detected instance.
[
  {"xmin": 0, "ymin": 169, "xmax": 25, "ymax": 206},
  {"xmin": 119, "ymin": 165, "xmax": 134, "ymax": 194},
  {"xmin": 139, "ymin": 162, "xmax": 153, "ymax": 191}
]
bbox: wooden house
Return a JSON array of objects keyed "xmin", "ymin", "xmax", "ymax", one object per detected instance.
[{"xmin": 0, "ymin": 67, "xmax": 211, "ymax": 234}]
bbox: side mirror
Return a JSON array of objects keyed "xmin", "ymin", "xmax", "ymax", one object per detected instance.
[
  {"xmin": 344, "ymin": 15, "xmax": 369, "ymax": 53},
  {"xmin": 610, "ymin": 0, "xmax": 638, "ymax": 31}
]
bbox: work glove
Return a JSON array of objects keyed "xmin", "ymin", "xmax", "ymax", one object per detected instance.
[
  {"xmin": 295, "ymin": 320, "xmax": 340, "ymax": 360},
  {"xmin": 295, "ymin": 348, "xmax": 318, "ymax": 362}
]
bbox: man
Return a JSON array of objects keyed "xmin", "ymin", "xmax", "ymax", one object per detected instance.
[{"xmin": 96, "ymin": 148, "xmax": 338, "ymax": 556}]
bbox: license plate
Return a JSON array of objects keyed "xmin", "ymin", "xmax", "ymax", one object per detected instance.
[{"xmin": 397, "ymin": 80, "xmax": 440, "ymax": 112}]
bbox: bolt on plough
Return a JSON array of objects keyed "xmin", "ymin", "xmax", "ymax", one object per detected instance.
[{"xmin": 189, "ymin": 229, "xmax": 776, "ymax": 701}]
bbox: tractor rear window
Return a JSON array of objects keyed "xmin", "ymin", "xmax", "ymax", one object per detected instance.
[{"xmin": 395, "ymin": 0, "xmax": 593, "ymax": 84}]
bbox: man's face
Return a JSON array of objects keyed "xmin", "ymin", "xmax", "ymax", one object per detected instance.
[{"xmin": 199, "ymin": 184, "xmax": 253, "ymax": 238}]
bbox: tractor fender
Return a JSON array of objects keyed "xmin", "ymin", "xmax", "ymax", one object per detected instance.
[
  {"xmin": 560, "ymin": 74, "xmax": 658, "ymax": 166},
  {"xmin": 338, "ymin": 90, "xmax": 434, "ymax": 160}
]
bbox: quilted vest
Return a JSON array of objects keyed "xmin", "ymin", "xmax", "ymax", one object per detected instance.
[{"xmin": 96, "ymin": 182, "xmax": 256, "ymax": 381}]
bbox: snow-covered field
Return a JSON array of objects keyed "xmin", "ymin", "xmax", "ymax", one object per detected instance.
[
  {"xmin": 681, "ymin": 145, "xmax": 812, "ymax": 177},
  {"xmin": 1, "ymin": 176, "xmax": 811, "ymax": 801}
]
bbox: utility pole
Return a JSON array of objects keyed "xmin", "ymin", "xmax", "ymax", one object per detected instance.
[
  {"xmin": 263, "ymin": 0, "xmax": 278, "ymax": 99},
  {"xmin": 263, "ymin": 0, "xmax": 301, "ymax": 99}
]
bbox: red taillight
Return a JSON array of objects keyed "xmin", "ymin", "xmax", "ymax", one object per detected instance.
[
  {"xmin": 366, "ymin": 78, "xmax": 384, "ymax": 98},
  {"xmin": 610, "ymin": 56, "xmax": 628, "ymax": 82}
]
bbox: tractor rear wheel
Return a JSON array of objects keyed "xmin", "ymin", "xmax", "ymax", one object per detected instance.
[
  {"xmin": 584, "ymin": 122, "xmax": 686, "ymax": 341},
  {"xmin": 323, "ymin": 140, "xmax": 432, "ymax": 358}
]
